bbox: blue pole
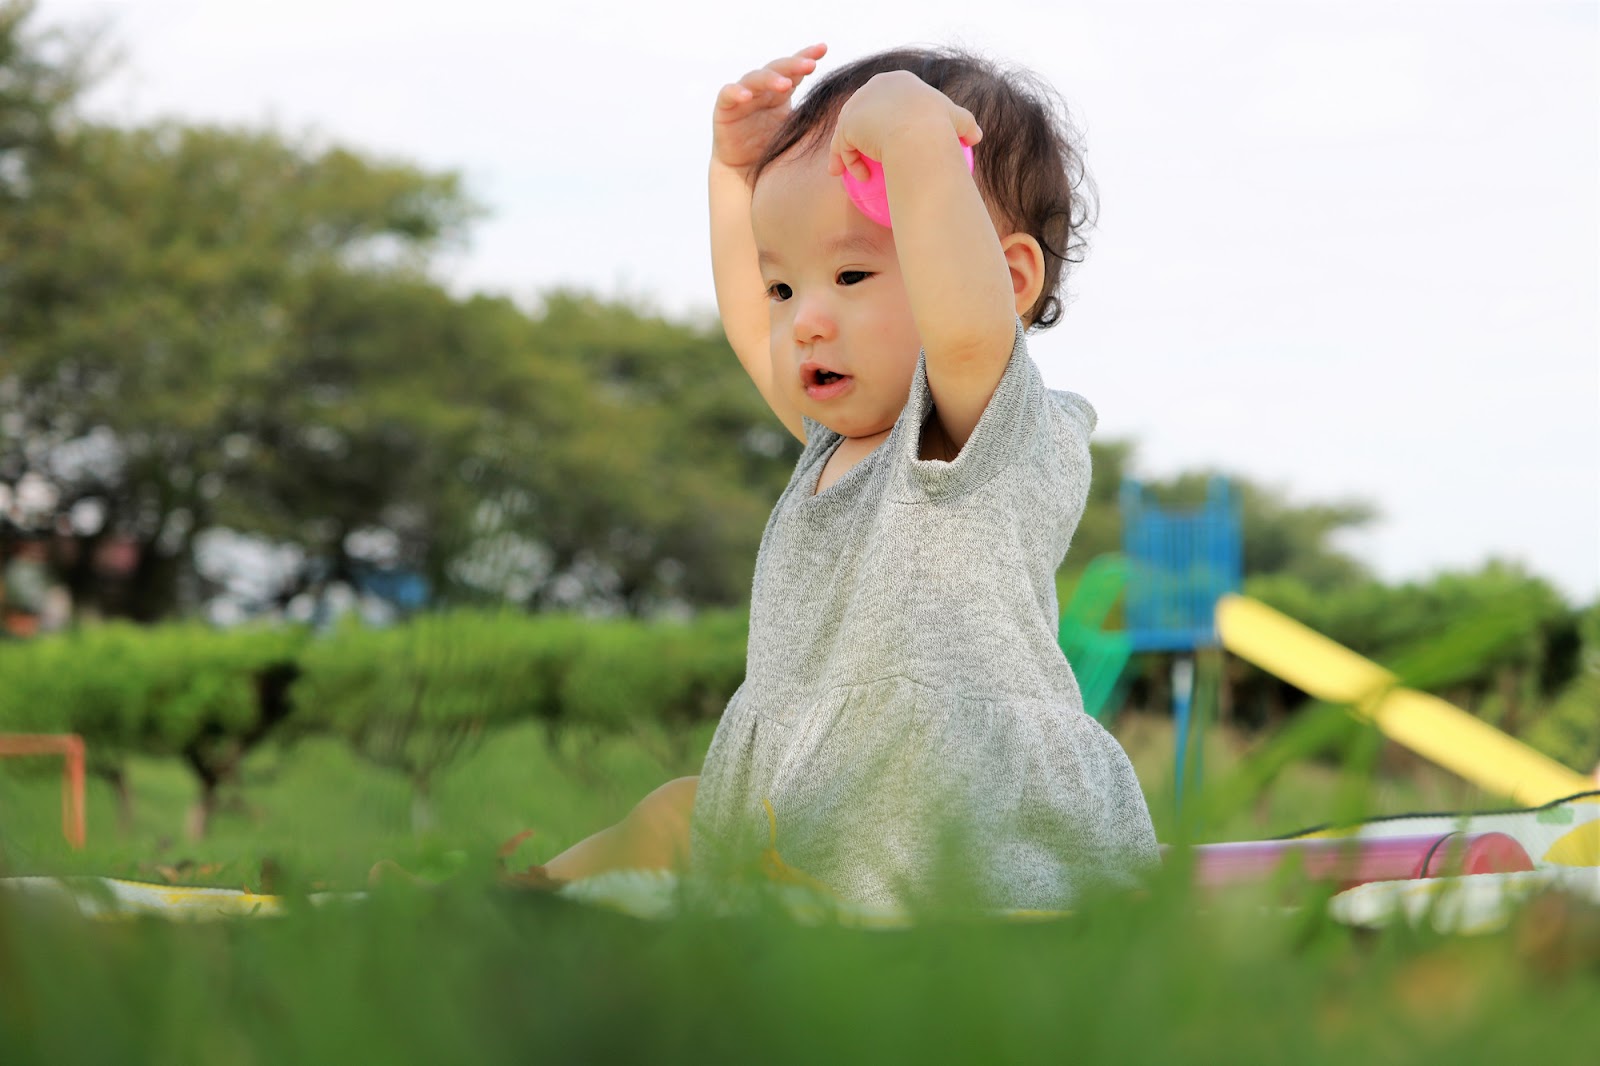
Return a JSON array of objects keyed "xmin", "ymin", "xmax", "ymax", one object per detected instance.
[{"xmin": 1172, "ymin": 656, "xmax": 1195, "ymax": 818}]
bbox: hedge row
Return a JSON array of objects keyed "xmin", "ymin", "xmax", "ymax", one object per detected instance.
[
  {"xmin": 4, "ymin": 601, "xmax": 1594, "ymax": 834},
  {"xmin": 0, "ymin": 611, "xmax": 750, "ymax": 831}
]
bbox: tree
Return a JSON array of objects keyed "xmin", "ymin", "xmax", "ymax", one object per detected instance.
[
  {"xmin": 0, "ymin": 0, "xmax": 92, "ymax": 201},
  {"xmin": 1071, "ymin": 438, "xmax": 1134, "ymax": 563},
  {"xmin": 2, "ymin": 3, "xmax": 795, "ymax": 620},
  {"xmin": 1, "ymin": 114, "xmax": 479, "ymax": 618},
  {"xmin": 493, "ymin": 291, "xmax": 795, "ymax": 613}
]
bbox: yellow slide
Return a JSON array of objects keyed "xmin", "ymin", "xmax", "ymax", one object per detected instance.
[{"xmin": 1215, "ymin": 594, "xmax": 1593, "ymax": 806}]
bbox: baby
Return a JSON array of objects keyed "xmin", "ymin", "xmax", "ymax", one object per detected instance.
[{"xmin": 539, "ymin": 43, "xmax": 1158, "ymax": 910}]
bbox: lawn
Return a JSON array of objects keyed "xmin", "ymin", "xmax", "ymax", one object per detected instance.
[{"xmin": 1, "ymin": 712, "xmax": 1596, "ymax": 1065}]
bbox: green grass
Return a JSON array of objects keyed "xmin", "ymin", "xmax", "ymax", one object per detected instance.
[
  {"xmin": 0, "ymin": 709, "xmax": 1498, "ymax": 887},
  {"xmin": 2, "ymin": 714, "xmax": 1596, "ymax": 1065},
  {"xmin": 0, "ymin": 719, "xmax": 717, "ymax": 888}
]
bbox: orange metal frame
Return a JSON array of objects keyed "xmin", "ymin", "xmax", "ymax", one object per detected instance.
[{"xmin": 0, "ymin": 733, "xmax": 87, "ymax": 849}]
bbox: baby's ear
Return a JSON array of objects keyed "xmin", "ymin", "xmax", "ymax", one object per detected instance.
[{"xmin": 999, "ymin": 232, "xmax": 1046, "ymax": 323}]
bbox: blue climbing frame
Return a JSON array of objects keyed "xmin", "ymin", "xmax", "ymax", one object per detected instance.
[{"xmin": 1119, "ymin": 477, "xmax": 1242, "ymax": 812}]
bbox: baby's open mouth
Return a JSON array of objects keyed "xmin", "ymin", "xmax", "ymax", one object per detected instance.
[
  {"xmin": 803, "ymin": 364, "xmax": 847, "ymax": 387},
  {"xmin": 801, "ymin": 362, "xmax": 851, "ymax": 399}
]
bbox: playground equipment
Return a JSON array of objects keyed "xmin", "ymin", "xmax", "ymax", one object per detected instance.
[
  {"xmin": 1215, "ymin": 594, "xmax": 1592, "ymax": 806},
  {"xmin": 1056, "ymin": 481, "xmax": 1242, "ymax": 805},
  {"xmin": 1056, "ymin": 555, "xmax": 1134, "ymax": 722},
  {"xmin": 1120, "ymin": 479, "xmax": 1242, "ymax": 653},
  {"xmin": 1120, "ymin": 478, "xmax": 1242, "ymax": 805},
  {"xmin": 0, "ymin": 732, "xmax": 86, "ymax": 849}
]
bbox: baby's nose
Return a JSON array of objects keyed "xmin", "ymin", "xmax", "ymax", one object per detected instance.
[{"xmin": 792, "ymin": 293, "xmax": 836, "ymax": 344}]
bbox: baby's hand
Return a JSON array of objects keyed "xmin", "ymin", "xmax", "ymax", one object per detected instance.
[
  {"xmin": 712, "ymin": 43, "xmax": 827, "ymax": 173},
  {"xmin": 828, "ymin": 71, "xmax": 982, "ymax": 182}
]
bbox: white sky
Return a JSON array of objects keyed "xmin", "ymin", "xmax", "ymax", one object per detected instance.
[{"xmin": 39, "ymin": 0, "xmax": 1600, "ymax": 602}]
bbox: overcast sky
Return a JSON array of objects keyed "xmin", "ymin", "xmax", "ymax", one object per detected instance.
[{"xmin": 39, "ymin": 0, "xmax": 1600, "ymax": 602}]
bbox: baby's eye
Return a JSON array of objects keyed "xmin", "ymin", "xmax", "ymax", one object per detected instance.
[
  {"xmin": 766, "ymin": 282, "xmax": 793, "ymax": 302},
  {"xmin": 837, "ymin": 271, "xmax": 871, "ymax": 286}
]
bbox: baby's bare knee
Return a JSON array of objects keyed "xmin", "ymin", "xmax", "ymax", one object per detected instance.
[
  {"xmin": 633, "ymin": 777, "xmax": 697, "ymax": 834},
  {"xmin": 622, "ymin": 777, "xmax": 698, "ymax": 868}
]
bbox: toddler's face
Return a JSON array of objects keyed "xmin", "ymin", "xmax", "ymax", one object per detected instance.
[{"xmin": 750, "ymin": 150, "xmax": 923, "ymax": 441}]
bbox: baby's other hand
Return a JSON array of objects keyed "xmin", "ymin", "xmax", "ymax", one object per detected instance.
[
  {"xmin": 828, "ymin": 71, "xmax": 982, "ymax": 182},
  {"xmin": 712, "ymin": 43, "xmax": 827, "ymax": 173}
]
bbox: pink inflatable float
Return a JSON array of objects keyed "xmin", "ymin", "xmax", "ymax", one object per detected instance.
[{"xmin": 1176, "ymin": 831, "xmax": 1534, "ymax": 890}]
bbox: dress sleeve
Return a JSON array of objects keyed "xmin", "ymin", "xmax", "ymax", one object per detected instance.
[
  {"xmin": 893, "ymin": 318, "xmax": 1053, "ymax": 502},
  {"xmin": 1052, "ymin": 390, "xmax": 1097, "ymax": 440}
]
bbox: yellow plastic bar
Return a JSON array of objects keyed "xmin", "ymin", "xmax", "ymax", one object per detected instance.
[{"xmin": 1216, "ymin": 594, "xmax": 1591, "ymax": 806}]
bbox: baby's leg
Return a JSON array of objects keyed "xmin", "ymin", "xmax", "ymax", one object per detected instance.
[{"xmin": 541, "ymin": 776, "xmax": 698, "ymax": 883}]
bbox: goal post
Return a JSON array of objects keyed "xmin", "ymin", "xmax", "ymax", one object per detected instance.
[{"xmin": 0, "ymin": 733, "xmax": 87, "ymax": 849}]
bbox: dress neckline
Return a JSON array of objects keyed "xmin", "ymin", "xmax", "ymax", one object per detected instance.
[{"xmin": 807, "ymin": 434, "xmax": 881, "ymax": 500}]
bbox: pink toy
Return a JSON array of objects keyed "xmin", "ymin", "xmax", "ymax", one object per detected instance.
[
  {"xmin": 1171, "ymin": 831, "xmax": 1534, "ymax": 891},
  {"xmin": 841, "ymin": 142, "xmax": 975, "ymax": 228}
]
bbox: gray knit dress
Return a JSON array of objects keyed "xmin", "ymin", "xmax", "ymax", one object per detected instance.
[{"xmin": 691, "ymin": 322, "xmax": 1159, "ymax": 909}]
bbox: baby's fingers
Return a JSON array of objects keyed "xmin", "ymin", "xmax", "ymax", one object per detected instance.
[
  {"xmin": 949, "ymin": 103, "xmax": 983, "ymax": 147},
  {"xmin": 742, "ymin": 68, "xmax": 794, "ymax": 100},
  {"xmin": 712, "ymin": 72, "xmax": 783, "ymax": 121},
  {"xmin": 736, "ymin": 61, "xmax": 807, "ymax": 105},
  {"xmin": 710, "ymin": 71, "xmax": 788, "ymax": 123},
  {"xmin": 827, "ymin": 135, "xmax": 870, "ymax": 182},
  {"xmin": 730, "ymin": 44, "xmax": 826, "ymax": 107},
  {"xmin": 763, "ymin": 43, "xmax": 826, "ymax": 86},
  {"xmin": 714, "ymin": 80, "xmax": 757, "ymax": 113}
]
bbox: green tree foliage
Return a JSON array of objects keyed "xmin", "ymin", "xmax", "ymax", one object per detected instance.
[
  {"xmin": 0, "ymin": 1, "xmax": 88, "ymax": 194},
  {"xmin": 1525, "ymin": 604, "xmax": 1600, "ymax": 775},
  {"xmin": 1071, "ymin": 439, "xmax": 1132, "ymax": 564},
  {"xmin": 0, "ymin": 2, "xmax": 795, "ymax": 619},
  {"xmin": 0, "ymin": 111, "xmax": 476, "ymax": 617},
  {"xmin": 492, "ymin": 292, "xmax": 795, "ymax": 612},
  {"xmin": 1242, "ymin": 561, "xmax": 1585, "ymax": 747},
  {"xmin": 1247, "ymin": 561, "xmax": 1570, "ymax": 682},
  {"xmin": 211, "ymin": 276, "xmax": 533, "ymax": 602}
]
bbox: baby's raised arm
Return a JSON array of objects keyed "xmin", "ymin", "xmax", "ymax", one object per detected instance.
[
  {"xmin": 708, "ymin": 44, "xmax": 826, "ymax": 444},
  {"xmin": 828, "ymin": 74, "xmax": 1040, "ymax": 450}
]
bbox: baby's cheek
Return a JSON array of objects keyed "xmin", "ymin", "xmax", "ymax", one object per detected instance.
[{"xmin": 767, "ymin": 330, "xmax": 792, "ymax": 375}]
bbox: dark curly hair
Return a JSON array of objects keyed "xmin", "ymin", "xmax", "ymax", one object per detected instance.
[{"xmin": 750, "ymin": 46, "xmax": 1096, "ymax": 330}]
